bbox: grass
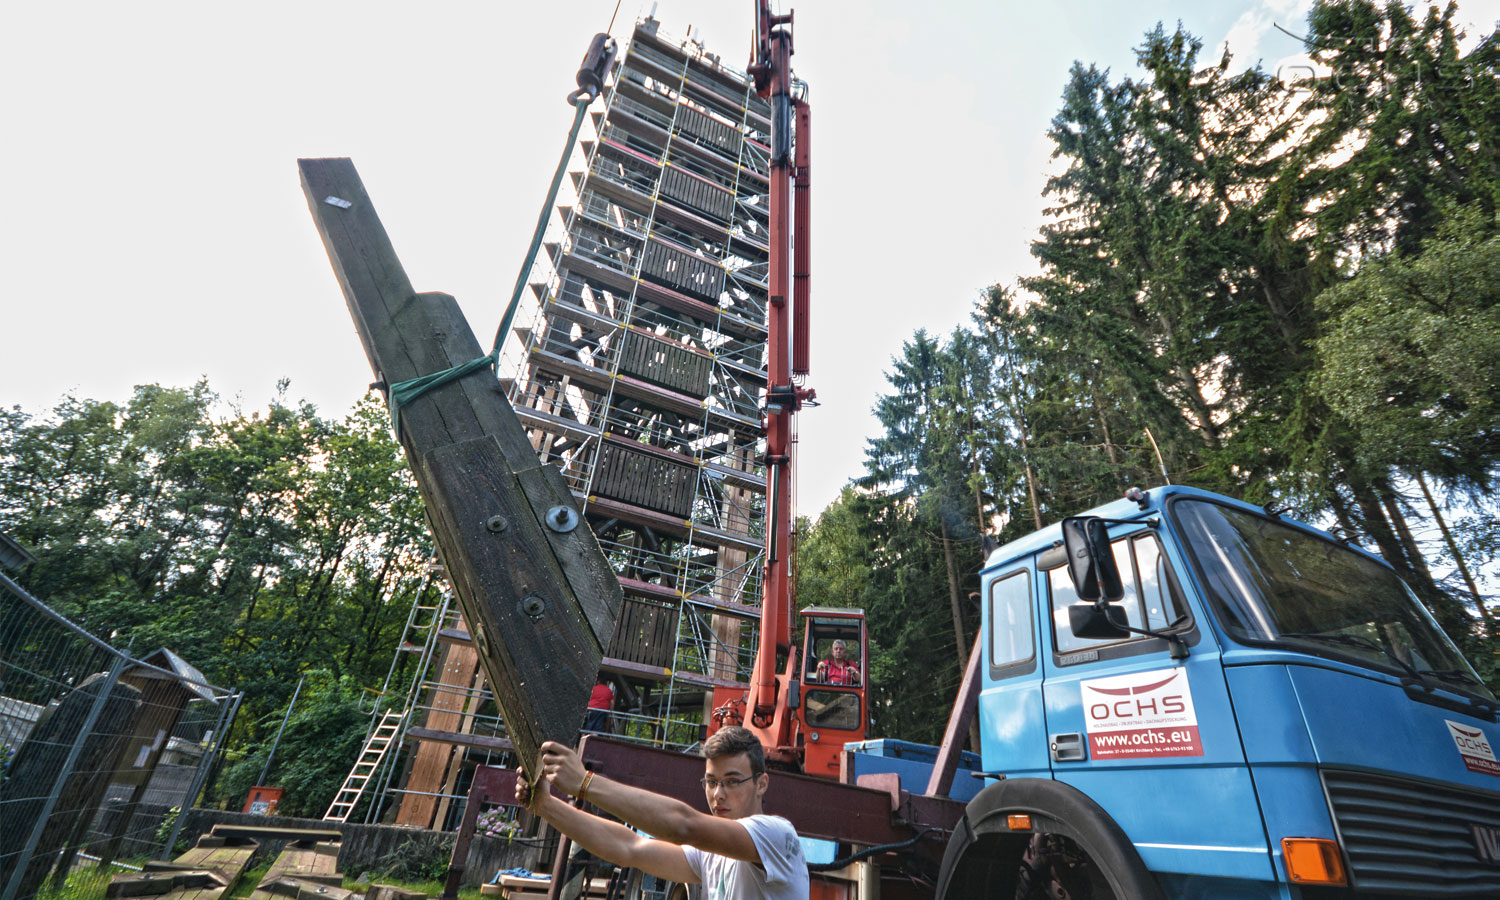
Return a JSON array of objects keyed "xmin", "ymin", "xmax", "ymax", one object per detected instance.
[
  {"xmin": 34, "ymin": 860, "xmax": 488, "ymax": 900},
  {"xmin": 34, "ymin": 864, "xmax": 115, "ymax": 900},
  {"xmin": 222, "ymin": 864, "xmax": 270, "ymax": 900}
]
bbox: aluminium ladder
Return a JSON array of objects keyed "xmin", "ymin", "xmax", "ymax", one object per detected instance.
[{"xmin": 323, "ymin": 709, "xmax": 404, "ymax": 822}]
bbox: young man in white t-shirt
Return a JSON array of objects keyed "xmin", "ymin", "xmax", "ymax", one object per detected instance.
[{"xmin": 519, "ymin": 725, "xmax": 809, "ymax": 900}]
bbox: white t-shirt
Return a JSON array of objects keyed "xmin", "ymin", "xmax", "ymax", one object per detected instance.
[{"xmin": 682, "ymin": 814, "xmax": 809, "ymax": 900}]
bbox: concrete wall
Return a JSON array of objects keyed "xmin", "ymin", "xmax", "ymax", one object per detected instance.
[{"xmin": 180, "ymin": 809, "xmax": 543, "ymax": 887}]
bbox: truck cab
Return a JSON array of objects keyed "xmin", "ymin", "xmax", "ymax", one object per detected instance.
[{"xmin": 936, "ymin": 485, "xmax": 1499, "ymax": 899}]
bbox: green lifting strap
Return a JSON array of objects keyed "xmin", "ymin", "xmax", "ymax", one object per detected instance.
[
  {"xmin": 387, "ymin": 348, "xmax": 498, "ymax": 434},
  {"xmin": 387, "ymin": 96, "xmax": 593, "ymax": 435}
]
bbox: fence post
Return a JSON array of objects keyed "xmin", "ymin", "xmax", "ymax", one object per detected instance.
[
  {"xmin": 197, "ymin": 690, "xmax": 244, "ymax": 815},
  {"xmin": 2, "ymin": 654, "xmax": 128, "ymax": 900},
  {"xmin": 257, "ymin": 676, "xmax": 304, "ymax": 787},
  {"xmin": 158, "ymin": 689, "xmax": 233, "ymax": 858}
]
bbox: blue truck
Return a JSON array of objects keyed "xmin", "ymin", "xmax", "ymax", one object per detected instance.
[{"xmin": 860, "ymin": 485, "xmax": 1498, "ymax": 899}]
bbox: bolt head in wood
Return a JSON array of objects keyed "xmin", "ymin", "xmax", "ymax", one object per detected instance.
[
  {"xmin": 521, "ymin": 595, "xmax": 546, "ymax": 618},
  {"xmin": 486, "ymin": 515, "xmax": 508, "ymax": 533},
  {"xmin": 545, "ymin": 505, "xmax": 580, "ymax": 533}
]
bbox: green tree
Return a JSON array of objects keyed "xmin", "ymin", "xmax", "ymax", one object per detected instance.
[
  {"xmin": 862, "ymin": 332, "xmax": 985, "ymax": 661},
  {"xmin": 214, "ymin": 672, "xmax": 370, "ymax": 817},
  {"xmin": 1298, "ymin": 0, "xmax": 1500, "ymax": 258},
  {"xmin": 0, "ymin": 383, "xmax": 217, "ymax": 632},
  {"xmin": 1315, "ymin": 215, "xmax": 1500, "ymax": 484},
  {"xmin": 797, "ymin": 489, "xmax": 965, "ymax": 745},
  {"xmin": 0, "ymin": 383, "xmax": 437, "ymax": 788}
]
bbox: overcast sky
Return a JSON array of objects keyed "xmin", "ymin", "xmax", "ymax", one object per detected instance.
[{"xmin": 3, "ymin": 1, "xmax": 1497, "ymax": 518}]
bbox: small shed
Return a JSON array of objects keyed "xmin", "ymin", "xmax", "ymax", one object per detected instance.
[{"xmin": 92, "ymin": 649, "xmax": 220, "ymax": 862}]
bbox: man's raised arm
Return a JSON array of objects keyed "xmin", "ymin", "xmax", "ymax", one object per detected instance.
[{"xmin": 526, "ymin": 741, "xmax": 763, "ymax": 865}]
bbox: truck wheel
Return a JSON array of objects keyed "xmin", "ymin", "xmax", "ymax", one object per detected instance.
[
  {"xmin": 935, "ymin": 780, "xmax": 1165, "ymax": 900},
  {"xmin": 1015, "ymin": 832, "xmax": 1110, "ymax": 899}
]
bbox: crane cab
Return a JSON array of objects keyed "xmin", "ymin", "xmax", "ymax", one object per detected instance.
[{"xmin": 798, "ymin": 606, "xmax": 868, "ymax": 777}]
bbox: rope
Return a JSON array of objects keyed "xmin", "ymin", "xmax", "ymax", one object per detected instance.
[
  {"xmin": 386, "ymin": 97, "xmax": 592, "ymax": 435},
  {"xmin": 494, "ymin": 96, "xmax": 592, "ymax": 355}
]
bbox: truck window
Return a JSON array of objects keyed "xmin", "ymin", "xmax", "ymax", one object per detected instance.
[
  {"xmin": 989, "ymin": 570, "xmax": 1033, "ymax": 672},
  {"xmin": 803, "ymin": 690, "xmax": 860, "ymax": 730},
  {"xmin": 1134, "ymin": 534, "xmax": 1179, "ymax": 631},
  {"xmin": 1049, "ymin": 532, "xmax": 1184, "ymax": 654}
]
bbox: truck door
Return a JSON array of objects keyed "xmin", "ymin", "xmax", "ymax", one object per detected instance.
[
  {"xmin": 976, "ymin": 566, "xmax": 1050, "ymax": 780},
  {"xmin": 1038, "ymin": 527, "xmax": 1275, "ymax": 885}
]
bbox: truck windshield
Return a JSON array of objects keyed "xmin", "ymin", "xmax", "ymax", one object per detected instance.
[{"xmin": 1172, "ymin": 498, "xmax": 1493, "ymax": 701}]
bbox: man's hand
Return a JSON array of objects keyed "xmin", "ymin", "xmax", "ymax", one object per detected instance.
[
  {"xmin": 516, "ymin": 771, "xmax": 557, "ymax": 815},
  {"xmin": 537, "ymin": 740, "xmax": 588, "ymax": 797}
]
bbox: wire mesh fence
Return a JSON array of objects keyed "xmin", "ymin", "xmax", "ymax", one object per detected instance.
[{"xmin": 0, "ymin": 573, "xmax": 240, "ymax": 900}]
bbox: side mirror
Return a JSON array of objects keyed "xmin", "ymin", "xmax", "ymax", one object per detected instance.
[
  {"xmin": 1068, "ymin": 602, "xmax": 1130, "ymax": 640},
  {"xmin": 1062, "ymin": 517, "xmax": 1124, "ymax": 602}
]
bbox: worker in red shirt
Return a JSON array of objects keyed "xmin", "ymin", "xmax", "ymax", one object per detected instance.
[
  {"xmin": 584, "ymin": 676, "xmax": 614, "ymax": 733},
  {"xmin": 814, "ymin": 640, "xmax": 860, "ymax": 685}
]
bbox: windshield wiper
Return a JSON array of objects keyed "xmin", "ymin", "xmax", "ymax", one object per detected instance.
[
  {"xmin": 1422, "ymin": 669, "xmax": 1500, "ymax": 715},
  {"xmin": 1420, "ymin": 668, "xmax": 1497, "ymax": 702},
  {"xmin": 1421, "ymin": 668, "xmax": 1480, "ymax": 686},
  {"xmin": 1277, "ymin": 631, "xmax": 1424, "ymax": 681}
]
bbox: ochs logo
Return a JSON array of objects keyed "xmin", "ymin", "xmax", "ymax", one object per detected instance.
[
  {"xmin": 1446, "ymin": 720, "xmax": 1500, "ymax": 777},
  {"xmin": 1086, "ymin": 672, "xmax": 1185, "ymax": 721},
  {"xmin": 1452, "ymin": 724, "xmax": 1493, "ymax": 755}
]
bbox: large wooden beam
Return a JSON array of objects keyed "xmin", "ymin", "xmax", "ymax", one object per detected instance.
[{"xmin": 299, "ymin": 157, "xmax": 623, "ymax": 773}]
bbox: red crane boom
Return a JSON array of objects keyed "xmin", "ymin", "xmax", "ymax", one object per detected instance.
[{"xmin": 713, "ymin": 0, "xmax": 853, "ymax": 773}]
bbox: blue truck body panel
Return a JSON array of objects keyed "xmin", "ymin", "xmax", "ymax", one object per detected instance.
[
  {"xmin": 975, "ymin": 676, "xmax": 1049, "ymax": 780},
  {"xmin": 1286, "ymin": 662, "xmax": 1498, "ymax": 788},
  {"xmin": 843, "ymin": 738, "xmax": 985, "ymax": 801}
]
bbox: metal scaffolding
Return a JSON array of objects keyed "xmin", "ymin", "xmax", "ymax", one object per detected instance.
[
  {"xmin": 501, "ymin": 14, "xmax": 773, "ymax": 717},
  {"xmin": 356, "ymin": 16, "xmax": 774, "ymax": 827}
]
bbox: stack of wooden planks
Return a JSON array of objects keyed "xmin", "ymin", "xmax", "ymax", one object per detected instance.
[
  {"xmin": 106, "ymin": 829, "xmax": 259, "ymax": 900},
  {"xmin": 235, "ymin": 827, "xmax": 345, "ymax": 900},
  {"xmin": 106, "ymin": 824, "xmax": 451, "ymax": 900}
]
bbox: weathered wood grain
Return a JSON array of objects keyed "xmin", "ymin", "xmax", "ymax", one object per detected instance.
[
  {"xmin": 106, "ymin": 871, "xmax": 220, "ymax": 898},
  {"xmin": 300, "ymin": 158, "xmax": 623, "ymax": 772},
  {"xmin": 249, "ymin": 841, "xmax": 344, "ymax": 900},
  {"xmin": 367, "ymin": 886, "xmax": 427, "ymax": 900}
]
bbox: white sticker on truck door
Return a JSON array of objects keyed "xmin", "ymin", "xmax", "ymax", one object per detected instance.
[
  {"xmin": 1081, "ymin": 668, "xmax": 1202, "ymax": 759},
  {"xmin": 1445, "ymin": 720, "xmax": 1500, "ymax": 777}
]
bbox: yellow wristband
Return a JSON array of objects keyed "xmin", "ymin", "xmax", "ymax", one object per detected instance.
[{"xmin": 578, "ymin": 770, "xmax": 596, "ymax": 803}]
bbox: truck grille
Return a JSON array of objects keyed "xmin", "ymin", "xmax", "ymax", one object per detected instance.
[{"xmin": 1322, "ymin": 768, "xmax": 1500, "ymax": 896}]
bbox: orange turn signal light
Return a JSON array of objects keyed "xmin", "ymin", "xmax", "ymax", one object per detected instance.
[
  {"xmin": 1282, "ymin": 838, "xmax": 1347, "ymax": 885},
  {"xmin": 1006, "ymin": 814, "xmax": 1033, "ymax": 831}
]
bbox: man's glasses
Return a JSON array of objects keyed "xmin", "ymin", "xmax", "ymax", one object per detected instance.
[{"xmin": 699, "ymin": 775, "xmax": 756, "ymax": 791}]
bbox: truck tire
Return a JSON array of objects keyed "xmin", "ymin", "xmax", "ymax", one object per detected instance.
[{"xmin": 934, "ymin": 779, "xmax": 1166, "ymax": 900}]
